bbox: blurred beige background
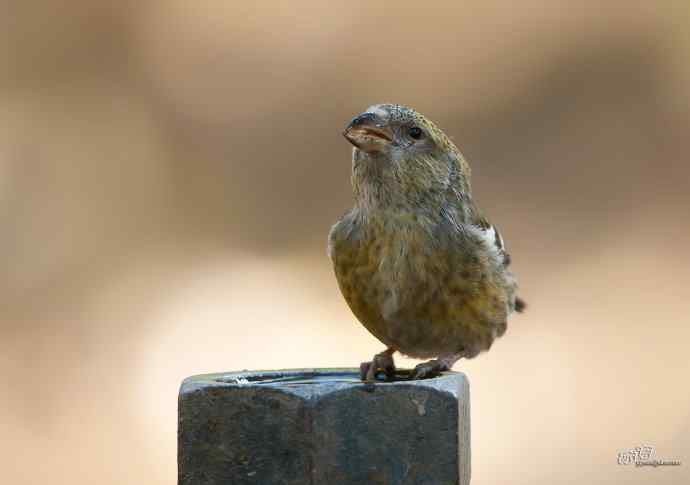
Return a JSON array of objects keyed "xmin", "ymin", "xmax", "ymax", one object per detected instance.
[{"xmin": 2, "ymin": 1, "xmax": 689, "ymax": 484}]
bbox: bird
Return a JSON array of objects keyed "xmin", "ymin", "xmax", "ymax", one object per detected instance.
[{"xmin": 328, "ymin": 103, "xmax": 525, "ymax": 381}]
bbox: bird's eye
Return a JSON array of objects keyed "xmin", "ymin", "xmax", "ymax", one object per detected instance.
[{"xmin": 408, "ymin": 126, "xmax": 423, "ymax": 140}]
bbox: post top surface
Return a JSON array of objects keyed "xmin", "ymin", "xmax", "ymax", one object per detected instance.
[{"xmin": 180, "ymin": 368, "xmax": 468, "ymax": 400}]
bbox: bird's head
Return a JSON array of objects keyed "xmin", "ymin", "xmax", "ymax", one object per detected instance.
[{"xmin": 343, "ymin": 104, "xmax": 471, "ymax": 206}]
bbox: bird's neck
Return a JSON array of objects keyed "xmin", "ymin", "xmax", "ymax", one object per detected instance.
[
  {"xmin": 351, "ymin": 160, "xmax": 417, "ymax": 211},
  {"xmin": 351, "ymin": 157, "xmax": 471, "ymax": 213}
]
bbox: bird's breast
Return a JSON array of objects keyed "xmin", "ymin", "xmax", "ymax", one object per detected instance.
[
  {"xmin": 330, "ymin": 211, "xmax": 445, "ymax": 344},
  {"xmin": 330, "ymin": 208, "xmax": 514, "ymax": 357}
]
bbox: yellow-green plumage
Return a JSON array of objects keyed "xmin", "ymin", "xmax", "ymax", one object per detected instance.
[{"xmin": 329, "ymin": 104, "xmax": 523, "ymax": 379}]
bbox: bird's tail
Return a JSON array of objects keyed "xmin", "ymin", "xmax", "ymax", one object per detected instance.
[{"xmin": 515, "ymin": 297, "xmax": 527, "ymax": 313}]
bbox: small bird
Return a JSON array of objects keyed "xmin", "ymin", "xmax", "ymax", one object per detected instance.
[{"xmin": 328, "ymin": 104, "xmax": 525, "ymax": 381}]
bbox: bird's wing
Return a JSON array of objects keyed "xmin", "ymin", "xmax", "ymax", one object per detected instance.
[
  {"xmin": 467, "ymin": 208, "xmax": 511, "ymax": 265},
  {"xmin": 466, "ymin": 209, "xmax": 526, "ymax": 312}
]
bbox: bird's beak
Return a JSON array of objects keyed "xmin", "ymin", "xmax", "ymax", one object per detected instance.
[{"xmin": 343, "ymin": 112, "xmax": 393, "ymax": 152}]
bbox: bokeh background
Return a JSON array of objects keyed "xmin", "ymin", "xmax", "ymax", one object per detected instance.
[{"xmin": 2, "ymin": 1, "xmax": 689, "ymax": 484}]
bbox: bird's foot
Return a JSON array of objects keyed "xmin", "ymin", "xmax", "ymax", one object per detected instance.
[
  {"xmin": 411, "ymin": 359, "xmax": 450, "ymax": 380},
  {"xmin": 360, "ymin": 348, "xmax": 396, "ymax": 382}
]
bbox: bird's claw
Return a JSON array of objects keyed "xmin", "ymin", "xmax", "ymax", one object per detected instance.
[
  {"xmin": 411, "ymin": 359, "xmax": 447, "ymax": 380},
  {"xmin": 360, "ymin": 351, "xmax": 396, "ymax": 382}
]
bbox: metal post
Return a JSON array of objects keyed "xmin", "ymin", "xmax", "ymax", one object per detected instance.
[{"xmin": 178, "ymin": 368, "xmax": 470, "ymax": 484}]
